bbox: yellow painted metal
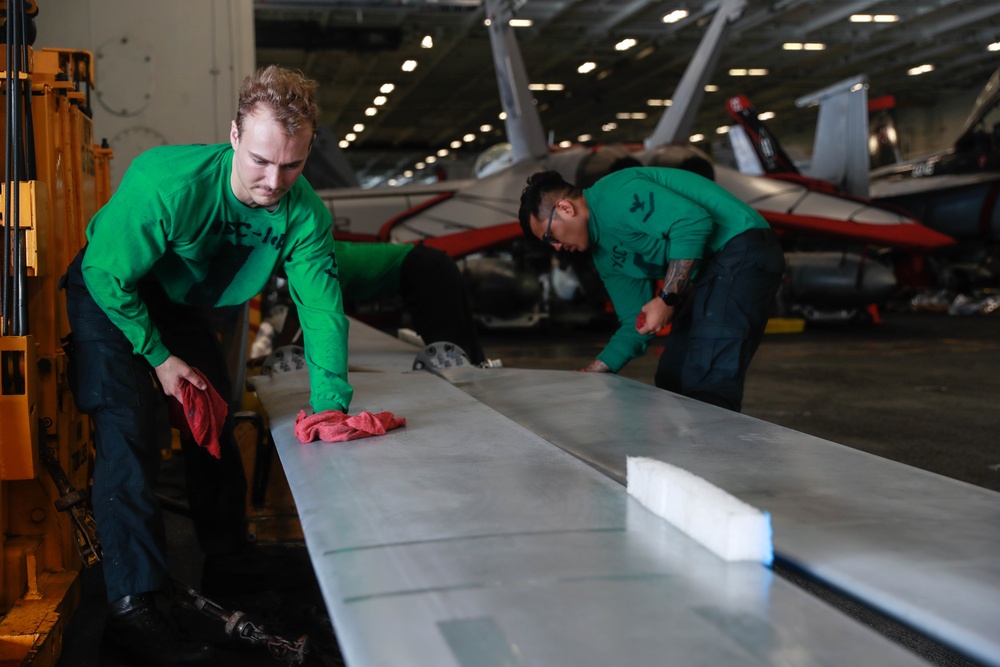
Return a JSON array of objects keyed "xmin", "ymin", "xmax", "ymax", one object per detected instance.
[
  {"xmin": 0, "ymin": 570, "xmax": 77, "ymax": 667},
  {"xmin": 0, "ymin": 39, "xmax": 109, "ymax": 665},
  {"xmin": 0, "ymin": 336, "xmax": 39, "ymax": 480},
  {"xmin": 764, "ymin": 317, "xmax": 806, "ymax": 334}
]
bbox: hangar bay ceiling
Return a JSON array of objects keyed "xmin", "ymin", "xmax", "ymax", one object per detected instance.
[{"xmin": 254, "ymin": 0, "xmax": 1000, "ymax": 187}]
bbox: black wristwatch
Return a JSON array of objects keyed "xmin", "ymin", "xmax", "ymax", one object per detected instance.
[{"xmin": 658, "ymin": 289, "xmax": 679, "ymax": 306}]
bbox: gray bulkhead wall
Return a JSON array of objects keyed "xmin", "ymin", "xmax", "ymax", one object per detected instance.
[{"xmin": 37, "ymin": 0, "xmax": 256, "ymax": 190}]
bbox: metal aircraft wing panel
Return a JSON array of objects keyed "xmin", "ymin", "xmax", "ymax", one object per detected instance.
[
  {"xmin": 382, "ymin": 161, "xmax": 540, "ymax": 244},
  {"xmin": 869, "ymin": 170, "xmax": 1000, "ymax": 198},
  {"xmin": 317, "ymin": 163, "xmax": 535, "ymax": 244},
  {"xmin": 346, "ymin": 317, "xmax": 421, "ymax": 373},
  {"xmin": 439, "ymin": 366, "xmax": 1000, "ymax": 667},
  {"xmin": 251, "ymin": 367, "xmax": 924, "ymax": 667},
  {"xmin": 716, "ymin": 167, "xmax": 911, "ymax": 226}
]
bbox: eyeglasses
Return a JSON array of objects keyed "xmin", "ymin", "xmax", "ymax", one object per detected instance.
[{"xmin": 541, "ymin": 206, "xmax": 557, "ymax": 245}]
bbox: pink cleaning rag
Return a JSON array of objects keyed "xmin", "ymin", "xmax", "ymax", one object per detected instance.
[
  {"xmin": 167, "ymin": 369, "xmax": 228, "ymax": 459},
  {"xmin": 294, "ymin": 409, "xmax": 407, "ymax": 443}
]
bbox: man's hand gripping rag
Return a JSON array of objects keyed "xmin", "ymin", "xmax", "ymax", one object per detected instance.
[{"xmin": 167, "ymin": 368, "xmax": 228, "ymax": 459}]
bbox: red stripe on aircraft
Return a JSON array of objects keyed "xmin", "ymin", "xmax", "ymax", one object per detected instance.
[
  {"xmin": 411, "ymin": 222, "xmax": 523, "ymax": 258},
  {"xmin": 761, "ymin": 211, "xmax": 955, "ymax": 252},
  {"xmin": 377, "ymin": 191, "xmax": 456, "ymax": 241}
]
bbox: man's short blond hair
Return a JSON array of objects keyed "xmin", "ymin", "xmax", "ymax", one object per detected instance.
[{"xmin": 236, "ymin": 65, "xmax": 319, "ymax": 138}]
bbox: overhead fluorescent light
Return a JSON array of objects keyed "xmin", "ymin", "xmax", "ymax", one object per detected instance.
[
  {"xmin": 578, "ymin": 61, "xmax": 597, "ymax": 74},
  {"xmin": 420, "ymin": 35, "xmax": 433, "ymax": 49},
  {"xmin": 373, "ymin": 95, "xmax": 387, "ymax": 106},
  {"xmin": 380, "ymin": 83, "xmax": 395, "ymax": 94},
  {"xmin": 352, "ymin": 123, "xmax": 365, "ymax": 132},
  {"xmin": 907, "ymin": 64, "xmax": 934, "ymax": 76},
  {"xmin": 364, "ymin": 107, "xmax": 377, "ymax": 116},
  {"xmin": 509, "ymin": 19, "xmax": 533, "ymax": 27},
  {"xmin": 401, "ymin": 60, "xmax": 418, "ymax": 72},
  {"xmin": 784, "ymin": 42, "xmax": 826, "ymax": 51},
  {"xmin": 662, "ymin": 9, "xmax": 689, "ymax": 24},
  {"xmin": 578, "ymin": 133, "xmax": 592, "ymax": 142},
  {"xmin": 704, "ymin": 84, "xmax": 719, "ymax": 92},
  {"xmin": 689, "ymin": 133, "xmax": 705, "ymax": 142},
  {"xmin": 851, "ymin": 14, "xmax": 898, "ymax": 23},
  {"xmin": 615, "ymin": 38, "xmax": 637, "ymax": 51},
  {"xmin": 602, "ymin": 122, "xmax": 618, "ymax": 132},
  {"xmin": 636, "ymin": 46, "xmax": 655, "ymax": 60},
  {"xmin": 758, "ymin": 111, "xmax": 775, "ymax": 121}
]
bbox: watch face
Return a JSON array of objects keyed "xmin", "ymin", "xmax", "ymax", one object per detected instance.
[{"xmin": 659, "ymin": 291, "xmax": 679, "ymax": 306}]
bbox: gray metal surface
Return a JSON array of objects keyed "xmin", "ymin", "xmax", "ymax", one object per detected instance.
[
  {"xmin": 440, "ymin": 366, "xmax": 1000, "ymax": 667},
  {"xmin": 346, "ymin": 318, "xmax": 422, "ymax": 373},
  {"xmin": 251, "ymin": 367, "xmax": 925, "ymax": 666}
]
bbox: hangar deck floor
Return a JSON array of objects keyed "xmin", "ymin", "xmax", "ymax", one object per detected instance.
[{"xmin": 59, "ymin": 309, "xmax": 998, "ymax": 667}]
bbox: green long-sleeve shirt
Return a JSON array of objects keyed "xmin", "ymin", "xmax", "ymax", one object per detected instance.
[
  {"xmin": 82, "ymin": 143, "xmax": 353, "ymax": 412},
  {"xmin": 333, "ymin": 239, "xmax": 411, "ymax": 302},
  {"xmin": 584, "ymin": 167, "xmax": 769, "ymax": 372}
]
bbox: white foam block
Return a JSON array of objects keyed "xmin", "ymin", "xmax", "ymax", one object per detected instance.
[{"xmin": 626, "ymin": 456, "xmax": 773, "ymax": 565}]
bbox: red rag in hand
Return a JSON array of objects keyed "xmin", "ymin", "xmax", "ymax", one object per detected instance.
[
  {"xmin": 635, "ymin": 312, "xmax": 646, "ymax": 329},
  {"xmin": 294, "ymin": 409, "xmax": 407, "ymax": 444},
  {"xmin": 167, "ymin": 369, "xmax": 228, "ymax": 459}
]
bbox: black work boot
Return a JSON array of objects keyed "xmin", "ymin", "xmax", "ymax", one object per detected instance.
[{"xmin": 107, "ymin": 592, "xmax": 218, "ymax": 666}]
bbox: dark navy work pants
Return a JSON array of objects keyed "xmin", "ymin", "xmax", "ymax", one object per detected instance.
[
  {"xmin": 655, "ymin": 228, "xmax": 785, "ymax": 412},
  {"xmin": 63, "ymin": 249, "xmax": 247, "ymax": 602},
  {"xmin": 400, "ymin": 246, "xmax": 486, "ymax": 365}
]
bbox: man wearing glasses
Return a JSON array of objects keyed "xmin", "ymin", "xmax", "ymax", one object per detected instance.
[{"xmin": 518, "ymin": 167, "xmax": 784, "ymax": 412}]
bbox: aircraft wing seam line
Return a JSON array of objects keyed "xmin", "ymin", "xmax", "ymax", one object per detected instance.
[{"xmin": 322, "ymin": 526, "xmax": 625, "ymax": 556}]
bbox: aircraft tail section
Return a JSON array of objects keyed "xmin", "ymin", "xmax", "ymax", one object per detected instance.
[
  {"xmin": 955, "ymin": 66, "xmax": 1000, "ymax": 142},
  {"xmin": 485, "ymin": 0, "xmax": 549, "ymax": 165},
  {"xmin": 644, "ymin": 0, "xmax": 747, "ymax": 149},
  {"xmin": 867, "ymin": 95, "xmax": 902, "ymax": 170},
  {"xmin": 725, "ymin": 94, "xmax": 799, "ymax": 176},
  {"xmin": 795, "ymin": 75, "xmax": 870, "ymax": 198}
]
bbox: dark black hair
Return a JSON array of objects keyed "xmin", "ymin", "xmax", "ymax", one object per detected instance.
[{"xmin": 517, "ymin": 170, "xmax": 579, "ymax": 239}]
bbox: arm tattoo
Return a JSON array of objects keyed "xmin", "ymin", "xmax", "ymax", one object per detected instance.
[{"xmin": 663, "ymin": 258, "xmax": 698, "ymax": 295}]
